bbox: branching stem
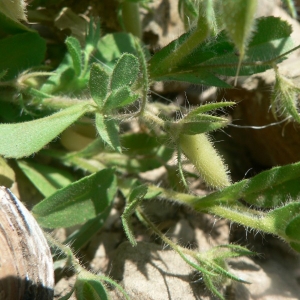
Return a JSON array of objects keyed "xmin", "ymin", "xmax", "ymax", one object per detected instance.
[{"xmin": 136, "ymin": 207, "xmax": 216, "ymax": 276}]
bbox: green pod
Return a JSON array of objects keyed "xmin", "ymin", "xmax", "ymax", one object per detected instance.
[{"xmin": 179, "ymin": 133, "xmax": 231, "ymax": 189}]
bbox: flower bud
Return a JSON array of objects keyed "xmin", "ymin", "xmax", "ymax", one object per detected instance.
[{"xmin": 271, "ymin": 71, "xmax": 300, "ymax": 123}]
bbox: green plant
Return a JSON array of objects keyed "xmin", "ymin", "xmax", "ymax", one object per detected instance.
[{"xmin": 1, "ymin": 0, "xmax": 300, "ymax": 299}]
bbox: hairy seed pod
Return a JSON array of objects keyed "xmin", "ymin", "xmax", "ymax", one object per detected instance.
[
  {"xmin": 0, "ymin": 186, "xmax": 54, "ymax": 299},
  {"xmin": 179, "ymin": 133, "xmax": 231, "ymax": 189}
]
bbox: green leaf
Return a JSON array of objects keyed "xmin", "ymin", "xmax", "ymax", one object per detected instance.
[
  {"xmin": 95, "ymin": 32, "xmax": 139, "ymax": 68},
  {"xmin": 67, "ymin": 156, "xmax": 105, "ymax": 174},
  {"xmin": 202, "ymin": 274, "xmax": 225, "ymax": 300},
  {"xmin": 65, "ymin": 36, "xmax": 82, "ymax": 76},
  {"xmin": 221, "ymin": 0, "xmax": 257, "ymax": 79},
  {"xmin": 149, "ymin": 35, "xmax": 231, "ymax": 86},
  {"xmin": 40, "ymin": 55, "xmax": 75, "ymax": 95},
  {"xmin": 242, "ymin": 162, "xmax": 300, "ymax": 207},
  {"xmin": 153, "ymin": 70, "xmax": 231, "ymax": 88},
  {"xmin": 181, "ymin": 114, "xmax": 228, "ymax": 123},
  {"xmin": 85, "ymin": 18, "xmax": 101, "ymax": 50},
  {"xmin": 122, "ymin": 184, "xmax": 148, "ymax": 245},
  {"xmin": 285, "ymin": 215, "xmax": 300, "ymax": 241},
  {"xmin": 41, "ymin": 50, "xmax": 88, "ymax": 96},
  {"xmin": 99, "ymin": 145, "xmax": 174, "ymax": 174},
  {"xmin": 104, "ymin": 86, "xmax": 139, "ymax": 110},
  {"xmin": 89, "ymin": 63, "xmax": 110, "ymax": 108},
  {"xmin": 17, "ymin": 160, "xmax": 74, "ymax": 197},
  {"xmin": 99, "ymin": 153, "xmax": 163, "ymax": 173},
  {"xmin": 81, "ymin": 281, "xmax": 108, "ymax": 300},
  {"xmin": 0, "ymin": 102, "xmax": 92, "ymax": 158},
  {"xmin": 129, "ymin": 184, "xmax": 148, "ymax": 203},
  {"xmin": 265, "ymin": 202, "xmax": 300, "ymax": 234},
  {"xmin": 76, "ymin": 272, "xmax": 109, "ymax": 300},
  {"xmin": 149, "ymin": 1, "xmax": 212, "ymax": 81},
  {"xmin": 149, "ymin": 17, "xmax": 293, "ymax": 86},
  {"xmin": 245, "ymin": 178, "xmax": 300, "ymax": 208},
  {"xmin": 177, "ymin": 114, "xmax": 229, "ymax": 135},
  {"xmin": 247, "ymin": 16, "xmax": 292, "ymax": 60},
  {"xmin": 104, "ymin": 86, "xmax": 130, "ymax": 110},
  {"xmin": 0, "ymin": 31, "xmax": 46, "ymax": 80},
  {"xmin": 66, "ymin": 138, "xmax": 105, "ymax": 158},
  {"xmin": 121, "ymin": 132, "xmax": 160, "ymax": 155},
  {"xmin": 192, "ymin": 161, "xmax": 300, "ymax": 210},
  {"xmin": 41, "ymin": 148, "xmax": 106, "ymax": 174},
  {"xmin": 116, "ymin": 92, "xmax": 139, "ymax": 108},
  {"xmin": 210, "ymin": 244, "xmax": 255, "ymax": 260},
  {"xmin": 198, "ymin": 17, "xmax": 293, "ymax": 76},
  {"xmin": 149, "ymin": 29, "xmax": 193, "ymax": 77},
  {"xmin": 64, "ymin": 208, "xmax": 112, "ymax": 251},
  {"xmin": 184, "ymin": 102, "xmax": 235, "ymax": 120},
  {"xmin": 179, "ymin": 119, "xmax": 228, "ymax": 135},
  {"xmin": 23, "ymin": 87, "xmax": 52, "ymax": 99},
  {"xmin": 110, "ymin": 53, "xmax": 139, "ymax": 90},
  {"xmin": 32, "ymin": 168, "xmax": 117, "ymax": 228},
  {"xmin": 95, "ymin": 113, "xmax": 121, "ymax": 153}
]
